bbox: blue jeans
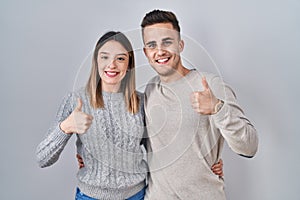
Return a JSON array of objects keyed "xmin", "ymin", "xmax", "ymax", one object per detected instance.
[
  {"xmin": 75, "ymin": 188, "xmax": 96, "ymax": 200},
  {"xmin": 126, "ymin": 187, "xmax": 145, "ymax": 200},
  {"xmin": 75, "ymin": 187, "xmax": 146, "ymax": 200}
]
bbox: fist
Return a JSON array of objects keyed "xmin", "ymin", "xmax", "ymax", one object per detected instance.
[
  {"xmin": 76, "ymin": 154, "xmax": 85, "ymax": 169},
  {"xmin": 60, "ymin": 98, "xmax": 93, "ymax": 134},
  {"xmin": 191, "ymin": 77, "xmax": 219, "ymax": 115},
  {"xmin": 211, "ymin": 159, "xmax": 224, "ymax": 177}
]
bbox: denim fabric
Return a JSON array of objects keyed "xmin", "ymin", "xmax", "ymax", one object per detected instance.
[
  {"xmin": 126, "ymin": 186, "xmax": 146, "ymax": 200},
  {"xmin": 75, "ymin": 187, "xmax": 146, "ymax": 200},
  {"xmin": 75, "ymin": 188, "xmax": 97, "ymax": 200}
]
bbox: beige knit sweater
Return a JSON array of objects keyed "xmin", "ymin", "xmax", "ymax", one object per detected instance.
[{"xmin": 144, "ymin": 70, "xmax": 258, "ymax": 200}]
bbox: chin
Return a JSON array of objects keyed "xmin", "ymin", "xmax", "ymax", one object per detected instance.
[{"xmin": 154, "ymin": 66, "xmax": 174, "ymax": 74}]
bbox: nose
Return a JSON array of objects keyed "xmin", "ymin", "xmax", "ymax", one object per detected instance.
[
  {"xmin": 107, "ymin": 59, "xmax": 117, "ymax": 69},
  {"xmin": 157, "ymin": 45, "xmax": 166, "ymax": 56}
]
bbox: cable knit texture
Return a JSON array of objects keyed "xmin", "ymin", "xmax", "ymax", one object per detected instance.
[{"xmin": 36, "ymin": 88, "xmax": 147, "ymax": 200}]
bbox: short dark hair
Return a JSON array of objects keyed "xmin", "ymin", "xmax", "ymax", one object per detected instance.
[{"xmin": 141, "ymin": 9, "xmax": 181, "ymax": 34}]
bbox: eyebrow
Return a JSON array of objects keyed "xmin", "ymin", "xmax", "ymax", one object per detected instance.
[
  {"xmin": 145, "ymin": 41, "xmax": 156, "ymax": 46},
  {"xmin": 162, "ymin": 37, "xmax": 174, "ymax": 41},
  {"xmin": 145, "ymin": 37, "xmax": 175, "ymax": 46},
  {"xmin": 99, "ymin": 52, "xmax": 109, "ymax": 55},
  {"xmin": 99, "ymin": 52, "xmax": 128, "ymax": 56}
]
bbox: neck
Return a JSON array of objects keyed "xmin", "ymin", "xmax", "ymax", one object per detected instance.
[
  {"xmin": 160, "ymin": 64, "xmax": 190, "ymax": 83},
  {"xmin": 102, "ymin": 84, "xmax": 121, "ymax": 93}
]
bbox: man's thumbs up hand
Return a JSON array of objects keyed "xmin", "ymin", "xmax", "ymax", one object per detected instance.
[
  {"xmin": 190, "ymin": 77, "xmax": 220, "ymax": 115},
  {"xmin": 60, "ymin": 98, "xmax": 93, "ymax": 134}
]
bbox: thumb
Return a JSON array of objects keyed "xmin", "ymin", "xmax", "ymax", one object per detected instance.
[
  {"xmin": 75, "ymin": 98, "xmax": 83, "ymax": 111},
  {"xmin": 202, "ymin": 76, "xmax": 209, "ymax": 90}
]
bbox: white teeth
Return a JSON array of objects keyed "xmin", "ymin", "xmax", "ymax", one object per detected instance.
[
  {"xmin": 157, "ymin": 58, "xmax": 168, "ymax": 63},
  {"xmin": 106, "ymin": 72, "xmax": 117, "ymax": 75}
]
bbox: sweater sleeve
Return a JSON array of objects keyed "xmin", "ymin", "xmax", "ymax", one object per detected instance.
[
  {"xmin": 209, "ymin": 75, "xmax": 258, "ymax": 157},
  {"xmin": 36, "ymin": 92, "xmax": 75, "ymax": 168}
]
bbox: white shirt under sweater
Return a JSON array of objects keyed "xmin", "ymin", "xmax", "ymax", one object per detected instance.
[
  {"xmin": 36, "ymin": 88, "xmax": 147, "ymax": 200},
  {"xmin": 144, "ymin": 70, "xmax": 258, "ymax": 200}
]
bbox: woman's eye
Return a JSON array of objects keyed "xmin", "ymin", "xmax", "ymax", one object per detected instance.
[
  {"xmin": 117, "ymin": 57, "xmax": 126, "ymax": 61},
  {"xmin": 101, "ymin": 56, "xmax": 108, "ymax": 60}
]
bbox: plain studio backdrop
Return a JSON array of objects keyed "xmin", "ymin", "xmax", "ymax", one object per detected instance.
[{"xmin": 1, "ymin": 0, "xmax": 299, "ymax": 199}]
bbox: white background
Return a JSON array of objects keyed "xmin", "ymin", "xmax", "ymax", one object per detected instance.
[{"xmin": 1, "ymin": 0, "xmax": 299, "ymax": 199}]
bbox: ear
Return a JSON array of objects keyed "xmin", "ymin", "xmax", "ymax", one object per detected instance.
[
  {"xmin": 179, "ymin": 39, "xmax": 184, "ymax": 53},
  {"xmin": 143, "ymin": 47, "xmax": 148, "ymax": 57}
]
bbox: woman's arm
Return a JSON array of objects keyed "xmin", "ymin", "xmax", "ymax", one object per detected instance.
[{"xmin": 36, "ymin": 92, "xmax": 75, "ymax": 168}]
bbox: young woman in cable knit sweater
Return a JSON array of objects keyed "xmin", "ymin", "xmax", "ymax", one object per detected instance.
[{"xmin": 36, "ymin": 31, "xmax": 148, "ymax": 200}]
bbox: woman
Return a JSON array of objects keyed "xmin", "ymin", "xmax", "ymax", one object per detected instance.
[
  {"xmin": 37, "ymin": 31, "xmax": 147, "ymax": 200},
  {"xmin": 36, "ymin": 31, "xmax": 223, "ymax": 200}
]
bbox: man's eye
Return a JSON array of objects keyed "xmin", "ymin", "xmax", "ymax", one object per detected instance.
[
  {"xmin": 147, "ymin": 43, "xmax": 156, "ymax": 49},
  {"xmin": 163, "ymin": 41, "xmax": 172, "ymax": 46}
]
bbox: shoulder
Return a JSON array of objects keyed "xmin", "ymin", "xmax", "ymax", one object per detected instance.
[
  {"xmin": 62, "ymin": 87, "xmax": 88, "ymax": 107},
  {"xmin": 135, "ymin": 91, "xmax": 145, "ymax": 107},
  {"xmin": 188, "ymin": 70, "xmax": 229, "ymax": 93},
  {"xmin": 70, "ymin": 87, "xmax": 90, "ymax": 102},
  {"xmin": 191, "ymin": 70, "xmax": 223, "ymax": 85},
  {"xmin": 147, "ymin": 75, "xmax": 160, "ymax": 86},
  {"xmin": 201, "ymin": 72, "xmax": 236, "ymax": 99},
  {"xmin": 136, "ymin": 90, "xmax": 144, "ymax": 99},
  {"xmin": 144, "ymin": 75, "xmax": 160, "ymax": 94},
  {"xmin": 73, "ymin": 87, "xmax": 87, "ymax": 97},
  {"xmin": 189, "ymin": 70, "xmax": 217, "ymax": 81}
]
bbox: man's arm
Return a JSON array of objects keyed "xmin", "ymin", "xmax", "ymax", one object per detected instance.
[{"xmin": 191, "ymin": 75, "xmax": 258, "ymax": 157}]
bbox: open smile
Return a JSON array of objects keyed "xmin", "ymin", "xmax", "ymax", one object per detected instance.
[
  {"xmin": 155, "ymin": 57, "xmax": 170, "ymax": 64},
  {"xmin": 105, "ymin": 71, "xmax": 120, "ymax": 78}
]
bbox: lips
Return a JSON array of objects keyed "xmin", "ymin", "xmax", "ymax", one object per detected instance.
[
  {"xmin": 156, "ymin": 57, "xmax": 170, "ymax": 64},
  {"xmin": 105, "ymin": 71, "xmax": 119, "ymax": 78}
]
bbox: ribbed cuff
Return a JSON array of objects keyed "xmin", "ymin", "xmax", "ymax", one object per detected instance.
[
  {"xmin": 50, "ymin": 125, "xmax": 72, "ymax": 145},
  {"xmin": 211, "ymin": 101, "xmax": 229, "ymax": 123}
]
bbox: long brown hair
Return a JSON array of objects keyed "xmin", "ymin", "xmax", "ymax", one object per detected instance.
[{"xmin": 86, "ymin": 31, "xmax": 139, "ymax": 114}]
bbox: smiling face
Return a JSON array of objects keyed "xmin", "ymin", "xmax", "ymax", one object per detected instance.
[
  {"xmin": 143, "ymin": 23, "xmax": 186, "ymax": 82},
  {"xmin": 97, "ymin": 40, "xmax": 129, "ymax": 92}
]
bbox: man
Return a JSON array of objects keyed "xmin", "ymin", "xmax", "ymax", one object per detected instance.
[{"xmin": 141, "ymin": 9, "xmax": 258, "ymax": 200}]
